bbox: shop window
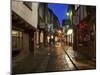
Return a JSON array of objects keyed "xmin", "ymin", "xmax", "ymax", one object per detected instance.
[
  {"xmin": 23, "ymin": 2, "xmax": 32, "ymax": 10},
  {"xmin": 12, "ymin": 30, "xmax": 22, "ymax": 51}
]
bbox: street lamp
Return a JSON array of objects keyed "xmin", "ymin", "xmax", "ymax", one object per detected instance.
[
  {"xmin": 67, "ymin": 12, "xmax": 69, "ymax": 16},
  {"xmin": 66, "ymin": 11, "xmax": 72, "ymax": 21}
]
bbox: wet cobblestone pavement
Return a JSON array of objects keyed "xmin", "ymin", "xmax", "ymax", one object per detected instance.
[
  {"xmin": 64, "ymin": 46, "xmax": 96, "ymax": 70},
  {"xmin": 12, "ymin": 45, "xmax": 96, "ymax": 74},
  {"xmin": 46, "ymin": 46, "xmax": 76, "ymax": 72}
]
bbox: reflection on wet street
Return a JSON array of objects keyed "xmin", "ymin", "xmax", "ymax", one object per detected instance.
[
  {"xmin": 47, "ymin": 46, "xmax": 76, "ymax": 72},
  {"xmin": 64, "ymin": 46, "xmax": 96, "ymax": 70},
  {"xmin": 12, "ymin": 44, "xmax": 96, "ymax": 74}
]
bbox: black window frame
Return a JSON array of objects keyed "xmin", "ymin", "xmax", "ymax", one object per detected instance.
[{"xmin": 23, "ymin": 2, "xmax": 32, "ymax": 10}]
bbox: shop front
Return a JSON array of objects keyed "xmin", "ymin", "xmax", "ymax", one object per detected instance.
[
  {"xmin": 77, "ymin": 15, "xmax": 96, "ymax": 59},
  {"xmin": 12, "ymin": 12, "xmax": 36, "ymax": 58}
]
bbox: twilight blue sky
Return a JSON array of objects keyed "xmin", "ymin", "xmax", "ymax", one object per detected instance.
[{"xmin": 48, "ymin": 3, "xmax": 68, "ymax": 27}]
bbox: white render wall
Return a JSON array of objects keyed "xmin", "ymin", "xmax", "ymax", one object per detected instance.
[{"xmin": 12, "ymin": 1, "xmax": 38, "ymax": 28}]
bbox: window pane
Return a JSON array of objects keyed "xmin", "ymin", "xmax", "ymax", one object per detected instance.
[
  {"xmin": 12, "ymin": 37, "xmax": 17, "ymax": 49},
  {"xmin": 12, "ymin": 30, "xmax": 18, "ymax": 37},
  {"xmin": 12, "ymin": 30, "xmax": 22, "ymax": 51}
]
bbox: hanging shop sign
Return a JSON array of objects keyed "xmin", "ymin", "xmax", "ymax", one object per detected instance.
[
  {"xmin": 39, "ymin": 22, "xmax": 45, "ymax": 29},
  {"xmin": 72, "ymin": 13, "xmax": 79, "ymax": 25}
]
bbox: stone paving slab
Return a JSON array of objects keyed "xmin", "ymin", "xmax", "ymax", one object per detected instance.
[
  {"xmin": 12, "ymin": 47, "xmax": 50, "ymax": 74},
  {"xmin": 12, "ymin": 46, "xmax": 87, "ymax": 74},
  {"xmin": 64, "ymin": 46, "xmax": 96, "ymax": 70}
]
